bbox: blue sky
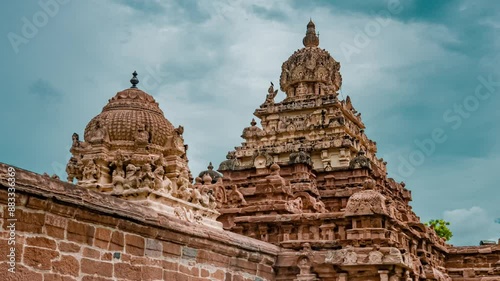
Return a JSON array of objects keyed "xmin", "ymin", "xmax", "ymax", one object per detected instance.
[{"xmin": 1, "ymin": 0, "xmax": 499, "ymax": 246}]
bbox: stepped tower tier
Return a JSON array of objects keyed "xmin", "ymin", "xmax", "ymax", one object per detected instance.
[
  {"xmin": 220, "ymin": 20, "xmax": 386, "ymax": 176},
  {"xmin": 213, "ymin": 21, "xmax": 453, "ymax": 281}
]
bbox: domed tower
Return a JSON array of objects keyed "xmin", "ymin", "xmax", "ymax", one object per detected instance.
[
  {"xmin": 280, "ymin": 19, "xmax": 342, "ymax": 100},
  {"xmin": 66, "ymin": 72, "xmax": 221, "ymax": 227}
]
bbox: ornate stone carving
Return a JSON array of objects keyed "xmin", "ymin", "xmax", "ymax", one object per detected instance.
[
  {"xmin": 218, "ymin": 151, "xmax": 240, "ymax": 171},
  {"xmin": 65, "ymin": 72, "xmax": 221, "ymax": 228},
  {"xmin": 227, "ymin": 185, "xmax": 247, "ymax": 207},
  {"xmin": 252, "ymin": 150, "xmax": 274, "ymax": 169},
  {"xmin": 289, "ymin": 148, "xmax": 313, "ymax": 166},
  {"xmin": 345, "ymin": 179, "xmax": 388, "ymax": 216},
  {"xmin": 198, "ymin": 162, "xmax": 222, "ymax": 184},
  {"xmin": 66, "ymin": 156, "xmax": 83, "ymax": 183},
  {"xmin": 349, "ymin": 150, "xmax": 371, "ymax": 169},
  {"xmin": 264, "ymin": 81, "xmax": 279, "ymax": 105},
  {"xmin": 280, "ymin": 20, "xmax": 342, "ymax": 98}
]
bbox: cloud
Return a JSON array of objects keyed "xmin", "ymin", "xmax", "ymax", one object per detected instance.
[
  {"xmin": 28, "ymin": 79, "xmax": 62, "ymax": 101},
  {"xmin": 444, "ymin": 206, "xmax": 500, "ymax": 245}
]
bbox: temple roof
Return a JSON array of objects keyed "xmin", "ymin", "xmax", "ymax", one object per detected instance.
[{"xmin": 83, "ymin": 72, "xmax": 175, "ymax": 147}]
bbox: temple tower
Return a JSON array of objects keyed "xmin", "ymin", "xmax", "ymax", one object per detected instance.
[
  {"xmin": 66, "ymin": 72, "xmax": 225, "ymax": 227},
  {"xmin": 214, "ymin": 21, "xmax": 452, "ymax": 281}
]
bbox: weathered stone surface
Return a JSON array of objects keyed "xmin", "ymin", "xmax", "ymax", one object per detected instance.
[{"xmin": 0, "ymin": 20, "xmax": 498, "ymax": 281}]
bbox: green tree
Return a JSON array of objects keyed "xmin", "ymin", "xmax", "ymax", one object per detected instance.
[{"xmin": 425, "ymin": 219, "xmax": 453, "ymax": 241}]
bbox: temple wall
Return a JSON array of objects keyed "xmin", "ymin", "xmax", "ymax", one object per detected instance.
[
  {"xmin": 446, "ymin": 245, "xmax": 500, "ymax": 280},
  {"xmin": 0, "ymin": 163, "xmax": 279, "ymax": 281}
]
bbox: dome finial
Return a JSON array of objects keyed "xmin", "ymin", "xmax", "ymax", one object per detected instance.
[
  {"xmin": 303, "ymin": 19, "xmax": 319, "ymax": 47},
  {"xmin": 208, "ymin": 162, "xmax": 213, "ymax": 170},
  {"xmin": 130, "ymin": 71, "xmax": 139, "ymax": 88}
]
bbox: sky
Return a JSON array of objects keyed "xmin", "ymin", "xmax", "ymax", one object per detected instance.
[{"xmin": 1, "ymin": 0, "xmax": 499, "ymax": 246}]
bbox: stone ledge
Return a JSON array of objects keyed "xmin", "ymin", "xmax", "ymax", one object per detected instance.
[{"xmin": 0, "ymin": 162, "xmax": 280, "ymax": 257}]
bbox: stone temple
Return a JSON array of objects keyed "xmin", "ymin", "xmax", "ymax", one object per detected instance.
[{"xmin": 1, "ymin": 21, "xmax": 499, "ymax": 281}]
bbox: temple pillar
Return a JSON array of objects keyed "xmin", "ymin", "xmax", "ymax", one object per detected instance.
[
  {"xmin": 282, "ymin": 225, "xmax": 293, "ymax": 241},
  {"xmin": 338, "ymin": 272, "xmax": 348, "ymax": 281},
  {"xmin": 379, "ymin": 270, "xmax": 389, "ymax": 281}
]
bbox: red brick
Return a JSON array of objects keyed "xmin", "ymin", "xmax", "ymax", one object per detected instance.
[
  {"xmin": 145, "ymin": 238, "xmax": 162, "ymax": 257},
  {"xmin": 45, "ymin": 214, "xmax": 67, "ymax": 228},
  {"xmin": 179, "ymin": 264, "xmax": 199, "ymax": 276},
  {"xmin": 81, "ymin": 276, "xmax": 114, "ymax": 281},
  {"xmin": 125, "ymin": 234, "xmax": 144, "ymax": 256},
  {"xmin": 231, "ymin": 258, "xmax": 257, "ymax": 273},
  {"xmin": 94, "ymin": 227, "xmax": 112, "ymax": 249},
  {"xmin": 201, "ymin": 268, "xmax": 210, "ymax": 278},
  {"xmin": 114, "ymin": 262, "xmax": 141, "ymax": 280},
  {"xmin": 163, "ymin": 270, "xmax": 175, "ymax": 281},
  {"xmin": 59, "ymin": 241, "xmax": 80, "ymax": 253},
  {"xmin": 212, "ymin": 269, "xmax": 226, "ymax": 280},
  {"xmin": 0, "ymin": 189, "xmax": 8, "ymax": 204},
  {"xmin": 162, "ymin": 241, "xmax": 182, "ymax": 257},
  {"xmin": 48, "ymin": 203, "xmax": 76, "ymax": 217},
  {"xmin": 26, "ymin": 196, "xmax": 49, "ymax": 210},
  {"xmin": 162, "ymin": 260, "xmax": 178, "ymax": 271},
  {"xmin": 108, "ymin": 231, "xmax": 124, "ymax": 251},
  {"xmin": 26, "ymin": 236, "xmax": 57, "ymax": 250},
  {"xmin": 0, "ymin": 263, "xmax": 43, "ymax": 281},
  {"xmin": 81, "ymin": 258, "xmax": 113, "ymax": 277},
  {"xmin": 101, "ymin": 252, "xmax": 112, "ymax": 261},
  {"xmin": 16, "ymin": 209, "xmax": 45, "ymax": 233},
  {"xmin": 141, "ymin": 266, "xmax": 163, "ymax": 280},
  {"xmin": 118, "ymin": 220, "xmax": 158, "ymax": 237},
  {"xmin": 45, "ymin": 214, "xmax": 67, "ymax": 239},
  {"xmin": 43, "ymin": 273, "xmax": 77, "ymax": 281},
  {"xmin": 197, "ymin": 250, "xmax": 230, "ymax": 267},
  {"xmin": 67, "ymin": 220, "xmax": 94, "ymax": 245},
  {"xmin": 23, "ymin": 246, "xmax": 59, "ymax": 270},
  {"xmin": 82, "ymin": 247, "xmax": 100, "ymax": 259},
  {"xmin": 52, "ymin": 254, "xmax": 79, "ymax": 276},
  {"xmin": 75, "ymin": 210, "xmax": 119, "ymax": 227},
  {"xmin": 163, "ymin": 271, "xmax": 189, "ymax": 281},
  {"xmin": 46, "ymin": 225, "xmax": 65, "ymax": 239}
]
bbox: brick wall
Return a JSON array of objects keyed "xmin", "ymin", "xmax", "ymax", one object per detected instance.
[
  {"xmin": 0, "ymin": 164, "xmax": 279, "ymax": 281},
  {"xmin": 446, "ymin": 246, "xmax": 500, "ymax": 280}
]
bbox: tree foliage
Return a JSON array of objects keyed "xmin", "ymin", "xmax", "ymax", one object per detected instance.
[{"xmin": 425, "ymin": 219, "xmax": 453, "ymax": 241}]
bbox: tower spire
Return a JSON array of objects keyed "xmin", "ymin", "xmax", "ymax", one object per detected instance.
[
  {"xmin": 303, "ymin": 19, "xmax": 319, "ymax": 47},
  {"xmin": 130, "ymin": 71, "xmax": 139, "ymax": 88}
]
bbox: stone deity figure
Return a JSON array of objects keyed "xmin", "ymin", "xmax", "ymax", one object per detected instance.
[
  {"xmin": 71, "ymin": 133, "xmax": 80, "ymax": 148},
  {"xmin": 153, "ymin": 166, "xmax": 172, "ymax": 192},
  {"xmin": 139, "ymin": 164, "xmax": 154, "ymax": 189},
  {"xmin": 124, "ymin": 164, "xmax": 139, "ymax": 189},
  {"xmin": 296, "ymin": 82, "xmax": 307, "ymax": 96},
  {"xmin": 89, "ymin": 120, "xmax": 110, "ymax": 144},
  {"xmin": 112, "ymin": 165, "xmax": 125, "ymax": 192},
  {"xmin": 66, "ymin": 156, "xmax": 82, "ymax": 183},
  {"xmin": 265, "ymin": 82, "xmax": 278, "ymax": 104},
  {"xmin": 135, "ymin": 124, "xmax": 150, "ymax": 146},
  {"xmin": 82, "ymin": 161, "xmax": 98, "ymax": 182},
  {"xmin": 228, "ymin": 185, "xmax": 247, "ymax": 207}
]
